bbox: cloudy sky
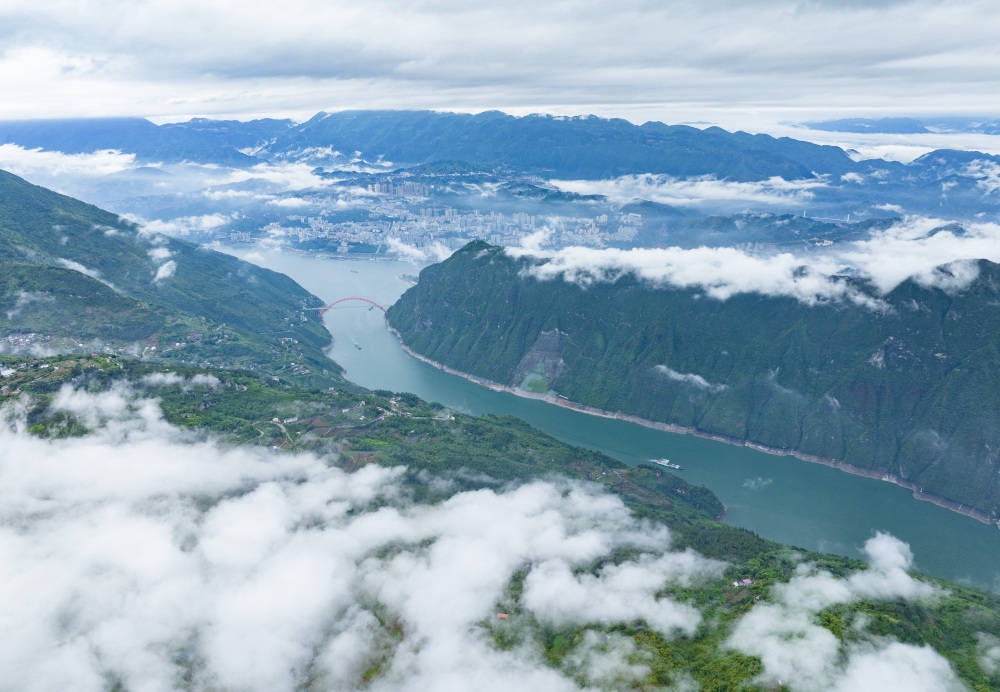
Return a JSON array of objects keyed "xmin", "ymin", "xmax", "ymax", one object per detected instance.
[{"xmin": 0, "ymin": 0, "xmax": 997, "ymax": 128}]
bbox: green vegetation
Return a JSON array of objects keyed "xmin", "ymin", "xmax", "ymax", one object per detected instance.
[
  {"xmin": 388, "ymin": 241, "xmax": 1000, "ymax": 521},
  {"xmin": 4, "ymin": 353, "xmax": 1000, "ymax": 689},
  {"xmin": 7, "ymin": 167, "xmax": 1000, "ymax": 687},
  {"xmin": 0, "ymin": 169, "xmax": 342, "ymax": 388},
  {"xmin": 2, "ymin": 353, "xmax": 743, "ymax": 557}
]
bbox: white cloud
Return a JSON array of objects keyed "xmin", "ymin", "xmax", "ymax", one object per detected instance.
[
  {"xmin": 964, "ymin": 159, "xmax": 1000, "ymax": 194},
  {"xmin": 0, "ymin": 383, "xmax": 984, "ymax": 690},
  {"xmin": 152, "ymin": 259, "xmax": 176, "ymax": 282},
  {"xmin": 837, "ymin": 217, "xmax": 1000, "ymax": 294},
  {"xmin": 147, "ymin": 246, "xmax": 173, "ymax": 262},
  {"xmin": 976, "ymin": 633, "xmax": 1000, "ymax": 675},
  {"xmin": 146, "ymin": 245, "xmax": 177, "ymax": 283},
  {"xmin": 508, "ymin": 216, "xmax": 1000, "ymax": 306},
  {"xmin": 2, "ymin": 1, "xmax": 1000, "ymax": 125},
  {"xmin": 522, "ymin": 550, "xmax": 721, "ymax": 637},
  {"xmin": 0, "ymin": 143, "xmax": 137, "ymax": 178},
  {"xmin": 140, "ymin": 372, "xmax": 220, "ymax": 389},
  {"xmin": 728, "ymin": 532, "xmax": 952, "ymax": 691},
  {"xmin": 654, "ymin": 364, "xmax": 727, "ymax": 393},
  {"xmin": 55, "ymin": 257, "xmax": 123, "ymax": 293},
  {"xmin": 778, "ymin": 127, "xmax": 1000, "ymax": 164},
  {"xmin": 562, "ymin": 630, "xmax": 651, "ymax": 687},
  {"xmin": 50, "ymin": 381, "xmax": 142, "ymax": 430},
  {"xmin": 56, "ymin": 257, "xmax": 103, "ymax": 281},
  {"xmin": 225, "ymin": 162, "xmax": 332, "ymax": 191},
  {"xmin": 386, "ymin": 237, "xmax": 453, "ymax": 264},
  {"xmin": 201, "ymin": 188, "xmax": 264, "ymax": 200},
  {"xmin": 873, "ymin": 202, "xmax": 904, "ymax": 213},
  {"xmin": 509, "ymin": 243, "xmax": 881, "ymax": 308},
  {"xmin": 267, "ymin": 196, "xmax": 311, "ymax": 207},
  {"xmin": 841, "ymin": 172, "xmax": 864, "ymax": 184},
  {"xmin": 550, "ymin": 174, "xmax": 825, "ymax": 208},
  {"xmin": 130, "ymin": 213, "xmax": 236, "ymax": 238},
  {"xmin": 831, "ymin": 643, "xmax": 965, "ymax": 692},
  {"xmin": 0, "ymin": 384, "xmax": 727, "ymax": 691}
]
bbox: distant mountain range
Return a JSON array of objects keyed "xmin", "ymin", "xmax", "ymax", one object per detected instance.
[
  {"xmin": 802, "ymin": 116, "xmax": 1000, "ymax": 135},
  {"xmin": 1, "ymin": 110, "xmax": 857, "ymax": 180},
  {"xmin": 268, "ymin": 110, "xmax": 860, "ymax": 180},
  {"xmin": 388, "ymin": 241, "xmax": 1000, "ymax": 523},
  {"xmin": 0, "ymin": 117, "xmax": 294, "ymax": 165},
  {"xmin": 0, "ymin": 169, "xmax": 341, "ymax": 385},
  {"xmin": 5, "ymin": 110, "xmax": 1000, "ymax": 233}
]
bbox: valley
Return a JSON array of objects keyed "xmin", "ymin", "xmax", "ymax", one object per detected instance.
[
  {"xmin": 3, "ymin": 164, "xmax": 1000, "ymax": 688},
  {"xmin": 388, "ymin": 241, "xmax": 1000, "ymax": 525},
  {"xmin": 6, "ymin": 2, "xmax": 1000, "ymax": 688},
  {"xmin": 234, "ymin": 248, "xmax": 1000, "ymax": 593}
]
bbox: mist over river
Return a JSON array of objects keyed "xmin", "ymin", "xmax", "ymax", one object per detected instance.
[{"xmin": 227, "ymin": 246, "xmax": 1000, "ymax": 592}]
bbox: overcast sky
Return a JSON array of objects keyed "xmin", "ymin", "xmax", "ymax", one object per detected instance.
[{"xmin": 0, "ymin": 0, "xmax": 997, "ymax": 129}]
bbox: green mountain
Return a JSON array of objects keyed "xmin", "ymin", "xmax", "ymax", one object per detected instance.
[
  {"xmin": 0, "ymin": 169, "xmax": 340, "ymax": 385},
  {"xmin": 2, "ymin": 173, "xmax": 1000, "ymax": 687},
  {"xmin": 0, "ymin": 111, "xmax": 858, "ymax": 179},
  {"xmin": 388, "ymin": 241, "xmax": 1000, "ymax": 522},
  {"xmin": 5, "ymin": 353, "xmax": 1000, "ymax": 690},
  {"xmin": 271, "ymin": 110, "xmax": 858, "ymax": 180}
]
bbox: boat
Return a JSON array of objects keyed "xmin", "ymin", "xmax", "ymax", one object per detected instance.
[
  {"xmin": 649, "ymin": 458, "xmax": 683, "ymax": 470},
  {"xmin": 352, "ymin": 338, "xmax": 363, "ymax": 350}
]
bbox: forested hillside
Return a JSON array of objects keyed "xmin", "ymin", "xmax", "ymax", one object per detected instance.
[
  {"xmin": 0, "ymin": 169, "xmax": 340, "ymax": 385},
  {"xmin": 388, "ymin": 241, "xmax": 1000, "ymax": 521},
  {"xmin": 5, "ymin": 353, "xmax": 1000, "ymax": 690}
]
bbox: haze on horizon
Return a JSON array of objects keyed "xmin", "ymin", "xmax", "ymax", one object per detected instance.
[{"xmin": 0, "ymin": 0, "xmax": 998, "ymax": 132}]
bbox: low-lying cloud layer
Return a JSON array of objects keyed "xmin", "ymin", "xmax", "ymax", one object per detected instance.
[
  {"xmin": 0, "ymin": 143, "xmax": 137, "ymax": 178},
  {"xmin": 0, "ymin": 383, "xmax": 975, "ymax": 690},
  {"xmin": 510, "ymin": 217, "xmax": 1000, "ymax": 306},
  {"xmin": 549, "ymin": 174, "xmax": 826, "ymax": 208},
  {"xmin": 728, "ymin": 533, "xmax": 958, "ymax": 691},
  {"xmin": 654, "ymin": 364, "xmax": 728, "ymax": 393},
  {"xmin": 386, "ymin": 237, "xmax": 454, "ymax": 264},
  {"xmin": 0, "ymin": 384, "xmax": 725, "ymax": 691},
  {"xmin": 130, "ymin": 213, "xmax": 236, "ymax": 238}
]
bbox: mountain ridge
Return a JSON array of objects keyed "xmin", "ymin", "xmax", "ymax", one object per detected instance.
[
  {"xmin": 0, "ymin": 168, "xmax": 341, "ymax": 386},
  {"xmin": 387, "ymin": 241, "xmax": 1000, "ymax": 521},
  {"xmin": 0, "ymin": 110, "xmax": 861, "ymax": 180}
]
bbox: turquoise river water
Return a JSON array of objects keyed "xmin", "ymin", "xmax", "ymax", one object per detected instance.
[{"xmin": 232, "ymin": 247, "xmax": 1000, "ymax": 592}]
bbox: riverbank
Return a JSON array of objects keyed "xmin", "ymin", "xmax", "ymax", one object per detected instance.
[{"xmin": 387, "ymin": 325, "xmax": 998, "ymax": 529}]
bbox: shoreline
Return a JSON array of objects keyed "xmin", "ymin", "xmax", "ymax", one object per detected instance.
[{"xmin": 386, "ymin": 325, "xmax": 998, "ymax": 529}]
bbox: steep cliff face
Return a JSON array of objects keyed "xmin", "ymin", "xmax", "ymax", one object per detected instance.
[
  {"xmin": 510, "ymin": 329, "xmax": 569, "ymax": 392},
  {"xmin": 388, "ymin": 241, "xmax": 1000, "ymax": 518}
]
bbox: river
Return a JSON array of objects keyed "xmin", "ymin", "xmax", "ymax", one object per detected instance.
[{"xmin": 231, "ymin": 246, "xmax": 1000, "ymax": 592}]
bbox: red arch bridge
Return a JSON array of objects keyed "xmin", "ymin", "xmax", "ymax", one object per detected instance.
[{"xmin": 312, "ymin": 296, "xmax": 387, "ymax": 317}]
